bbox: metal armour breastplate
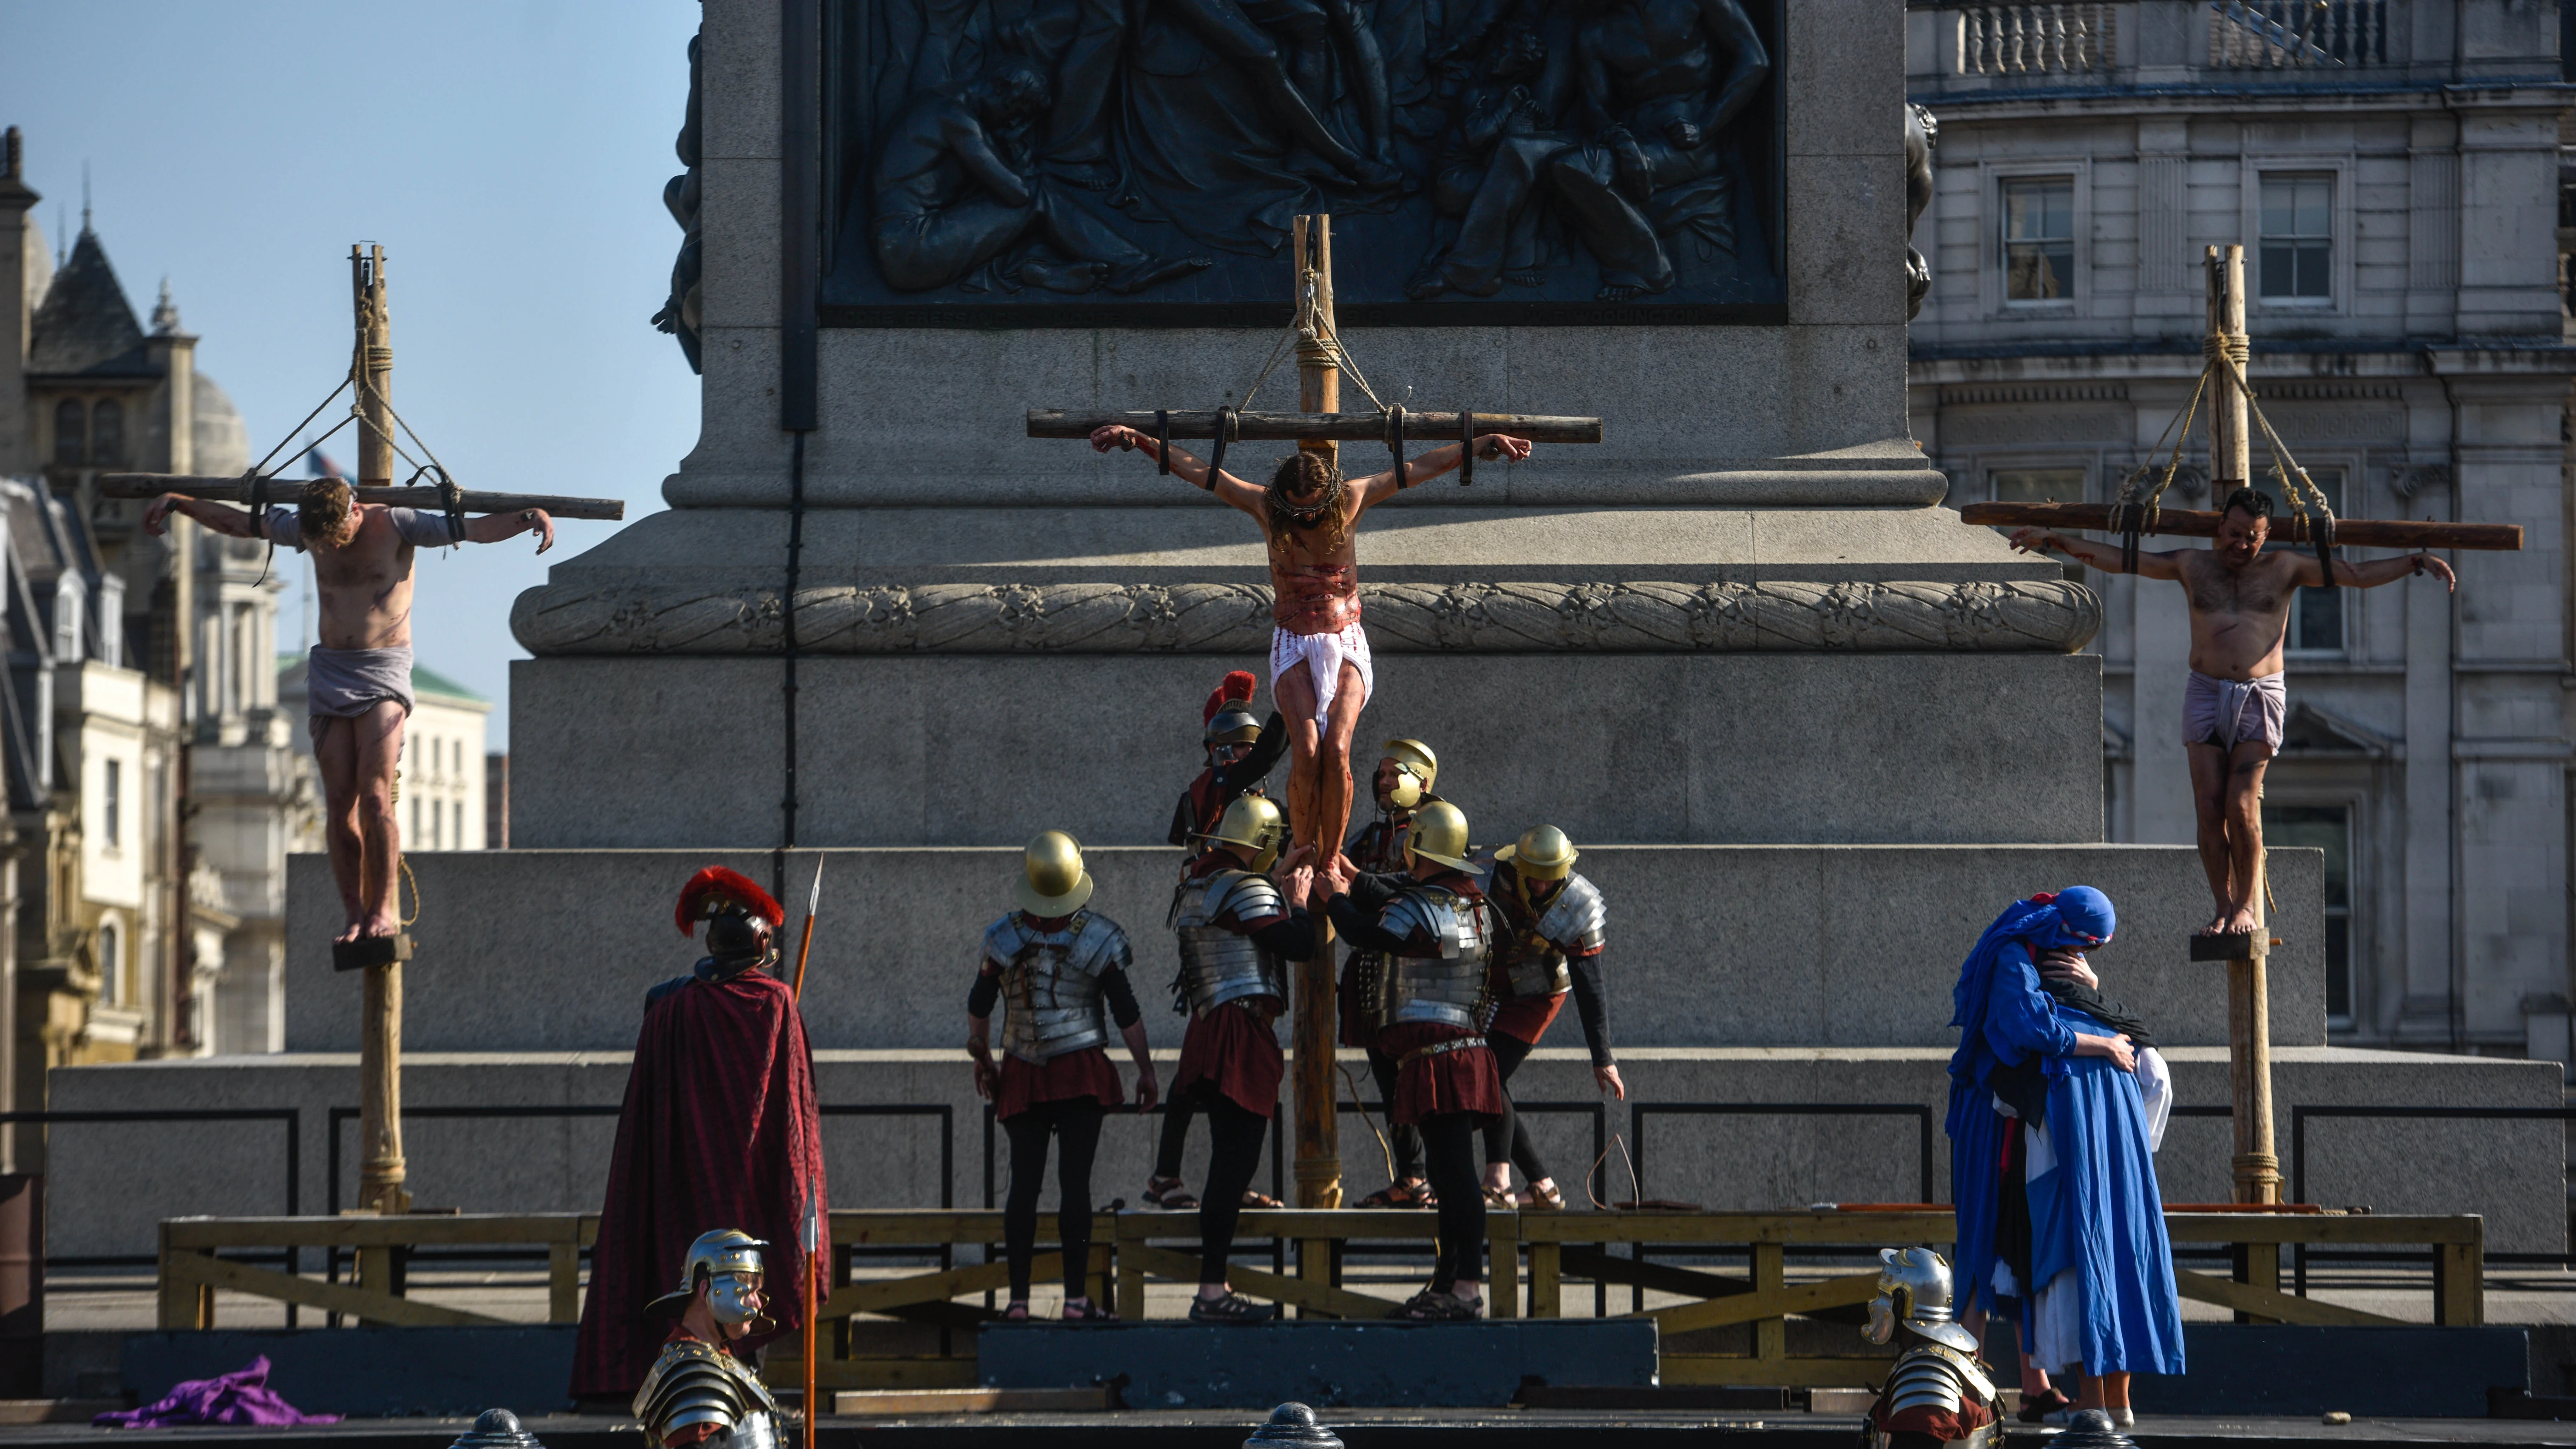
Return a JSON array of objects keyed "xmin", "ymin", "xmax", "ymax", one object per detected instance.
[
  {"xmin": 989, "ymin": 911, "xmax": 1121, "ymax": 1063},
  {"xmin": 1171, "ymin": 870, "xmax": 1289, "ymax": 1020},
  {"xmin": 1875, "ymin": 1343, "xmax": 1997, "ymax": 1449},
  {"xmin": 1382, "ymin": 883, "xmax": 1492, "ymax": 1028},
  {"xmin": 1504, "ymin": 873, "xmax": 1605, "ymax": 999},
  {"xmin": 635, "ymin": 1340, "xmax": 781, "ymax": 1449}
]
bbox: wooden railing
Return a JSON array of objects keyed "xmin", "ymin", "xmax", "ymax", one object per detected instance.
[{"xmin": 159, "ymin": 1207, "xmax": 2486, "ymax": 1392}]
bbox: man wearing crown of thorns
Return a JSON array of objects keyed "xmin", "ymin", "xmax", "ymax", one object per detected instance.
[{"xmin": 1090, "ymin": 426, "xmax": 1534, "ymax": 877}]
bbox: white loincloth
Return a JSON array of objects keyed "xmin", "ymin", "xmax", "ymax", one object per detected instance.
[{"xmin": 1269, "ymin": 623, "xmax": 1373, "ymax": 728}]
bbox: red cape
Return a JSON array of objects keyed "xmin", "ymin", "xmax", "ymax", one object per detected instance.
[{"xmin": 570, "ymin": 968, "xmax": 829, "ymax": 1399}]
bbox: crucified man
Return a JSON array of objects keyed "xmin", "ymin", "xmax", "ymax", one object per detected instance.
[
  {"xmin": 1089, "ymin": 427, "xmax": 1534, "ymax": 873},
  {"xmin": 145, "ymin": 478, "xmax": 554, "ymax": 943},
  {"xmin": 2011, "ymin": 486, "xmax": 2454, "ymax": 936}
]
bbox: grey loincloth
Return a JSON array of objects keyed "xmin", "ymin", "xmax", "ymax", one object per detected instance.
[{"xmin": 306, "ymin": 645, "xmax": 415, "ymax": 724}]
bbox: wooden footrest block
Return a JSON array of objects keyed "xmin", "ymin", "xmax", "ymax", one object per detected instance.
[
  {"xmin": 2187, "ymin": 931, "xmax": 2271, "ymax": 961},
  {"xmin": 333, "ymin": 934, "xmax": 415, "ymax": 971}
]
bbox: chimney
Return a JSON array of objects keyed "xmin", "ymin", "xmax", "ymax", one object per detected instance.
[{"xmin": 0, "ymin": 129, "xmax": 40, "ymax": 475}]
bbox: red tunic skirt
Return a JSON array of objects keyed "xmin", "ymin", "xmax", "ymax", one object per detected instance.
[
  {"xmin": 996, "ymin": 1047, "xmax": 1125, "ymax": 1120},
  {"xmin": 1486, "ymin": 990, "xmax": 1567, "ymax": 1048},
  {"xmin": 1376, "ymin": 1021, "xmax": 1504, "ymax": 1125},
  {"xmin": 1171, "ymin": 1003, "xmax": 1285, "ymax": 1117}
]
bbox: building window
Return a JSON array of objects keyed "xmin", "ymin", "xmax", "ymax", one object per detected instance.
[
  {"xmin": 2259, "ymin": 174, "xmax": 2333, "ymax": 302},
  {"xmin": 2264, "ymin": 803, "xmax": 2353, "ymax": 1021},
  {"xmin": 2254, "ymin": 466, "xmax": 2346, "ymax": 652},
  {"xmin": 91, "ymin": 398, "xmax": 124, "ymax": 466},
  {"xmin": 103, "ymin": 758, "xmax": 121, "ymax": 848},
  {"xmin": 2002, "ymin": 178, "xmax": 2076, "ymax": 304},
  {"xmin": 53, "ymin": 399, "xmax": 84, "ymax": 466},
  {"xmin": 455, "ymin": 801, "xmax": 468, "ymax": 851},
  {"xmin": 98, "ymin": 921, "xmax": 121, "ymax": 1005}
]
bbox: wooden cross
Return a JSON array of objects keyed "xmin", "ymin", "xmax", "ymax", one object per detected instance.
[{"xmin": 1027, "ymin": 215, "xmax": 1604, "ymax": 1219}]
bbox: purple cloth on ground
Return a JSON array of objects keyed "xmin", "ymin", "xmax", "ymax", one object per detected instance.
[{"xmin": 94, "ymin": 1355, "xmax": 342, "ymax": 1428}]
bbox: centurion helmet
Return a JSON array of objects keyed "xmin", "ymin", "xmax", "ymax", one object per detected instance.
[
  {"xmin": 1402, "ymin": 800, "xmax": 1475, "ymax": 871},
  {"xmin": 1495, "ymin": 825, "xmax": 1578, "ymax": 881},
  {"xmin": 1018, "ymin": 830, "xmax": 1095, "ymax": 917},
  {"xmin": 1205, "ymin": 704, "xmax": 1263, "ymax": 749},
  {"xmin": 674, "ymin": 867, "xmax": 785, "ymax": 970},
  {"xmin": 646, "ymin": 1228, "xmax": 775, "ymax": 1333},
  {"xmin": 1380, "ymin": 738, "xmax": 1438, "ymax": 810},
  {"xmin": 1864, "ymin": 1247, "xmax": 1978, "ymax": 1353},
  {"xmin": 1201, "ymin": 794, "xmax": 1287, "ymax": 871}
]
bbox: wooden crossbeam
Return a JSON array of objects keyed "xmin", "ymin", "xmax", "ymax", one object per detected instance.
[
  {"xmin": 97, "ymin": 473, "xmax": 625, "ymax": 522},
  {"xmin": 1119, "ymin": 1241, "xmax": 1405, "ymax": 1321},
  {"xmin": 1959, "ymin": 501, "xmax": 2520, "ymax": 551},
  {"xmin": 2173, "ymin": 1268, "xmax": 2409, "ymax": 1327},
  {"xmin": 819, "ymin": 1250, "xmax": 1105, "ymax": 1319},
  {"xmin": 164, "ymin": 1251, "xmax": 509, "ymax": 1328},
  {"xmin": 1644, "ymin": 1270, "xmax": 1882, "ymax": 1336},
  {"xmin": 1027, "ymin": 409, "xmax": 1602, "ymax": 445}
]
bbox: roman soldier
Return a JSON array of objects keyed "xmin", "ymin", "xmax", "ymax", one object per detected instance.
[
  {"xmin": 572, "ymin": 870, "xmax": 827, "ymax": 1403},
  {"xmin": 1861, "ymin": 1248, "xmax": 2000, "ymax": 1449},
  {"xmin": 1480, "ymin": 826, "xmax": 1621, "ymax": 1210},
  {"xmin": 1325, "ymin": 800, "xmax": 1504, "ymax": 1320},
  {"xmin": 1148, "ymin": 670, "xmax": 1290, "ymax": 1212},
  {"xmin": 967, "ymin": 832, "xmax": 1157, "ymax": 1320},
  {"xmin": 633, "ymin": 1229, "xmax": 785, "ymax": 1449},
  {"xmin": 1340, "ymin": 738, "xmax": 1443, "ymax": 1209},
  {"xmin": 1166, "ymin": 796, "xmax": 1318, "ymax": 1321}
]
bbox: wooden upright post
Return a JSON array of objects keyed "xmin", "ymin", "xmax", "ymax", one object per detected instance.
[
  {"xmin": 351, "ymin": 244, "xmax": 410, "ymax": 1219},
  {"xmin": 1288, "ymin": 216, "xmax": 1343, "ymax": 1215},
  {"xmin": 2206, "ymin": 243, "xmax": 2281, "ymax": 1206}
]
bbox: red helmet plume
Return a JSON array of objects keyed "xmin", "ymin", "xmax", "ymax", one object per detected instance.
[
  {"xmin": 1203, "ymin": 670, "xmax": 1257, "ymax": 724},
  {"xmin": 675, "ymin": 866, "xmax": 785, "ymax": 938}
]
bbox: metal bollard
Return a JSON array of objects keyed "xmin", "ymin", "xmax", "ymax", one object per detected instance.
[
  {"xmin": 1245, "ymin": 1402, "xmax": 1342, "ymax": 1449},
  {"xmin": 448, "ymin": 1409, "xmax": 546, "ymax": 1449},
  {"xmin": 2046, "ymin": 1409, "xmax": 2135, "ymax": 1449}
]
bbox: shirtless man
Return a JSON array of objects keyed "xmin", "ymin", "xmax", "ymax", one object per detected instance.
[
  {"xmin": 2011, "ymin": 487, "xmax": 2454, "ymax": 935},
  {"xmin": 144, "ymin": 479, "xmax": 553, "ymax": 942},
  {"xmin": 1088, "ymin": 429, "xmax": 1533, "ymax": 873}
]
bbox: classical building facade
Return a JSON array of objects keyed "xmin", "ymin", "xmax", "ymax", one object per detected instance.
[
  {"xmin": 1907, "ymin": 1, "xmax": 2572, "ymax": 1052},
  {"xmin": 0, "ymin": 126, "xmax": 316, "ymax": 1096}
]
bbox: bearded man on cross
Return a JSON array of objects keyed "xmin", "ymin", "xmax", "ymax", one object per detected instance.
[{"xmin": 1089, "ymin": 427, "xmax": 1533, "ymax": 874}]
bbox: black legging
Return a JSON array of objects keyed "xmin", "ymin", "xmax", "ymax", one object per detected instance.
[
  {"xmin": 1480, "ymin": 1034, "xmax": 1554, "ymax": 1185},
  {"xmin": 1154, "ymin": 1098, "xmax": 1195, "ymax": 1181},
  {"xmin": 1002, "ymin": 1097, "xmax": 1106, "ymax": 1302},
  {"xmin": 1416, "ymin": 1112, "xmax": 1485, "ymax": 1291},
  {"xmin": 1195, "ymin": 1093, "xmax": 1270, "ymax": 1283},
  {"xmin": 1365, "ymin": 1045, "xmax": 1425, "ymax": 1182}
]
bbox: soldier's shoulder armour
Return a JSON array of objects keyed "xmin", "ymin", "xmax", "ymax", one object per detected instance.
[
  {"xmin": 1538, "ymin": 874, "xmax": 1608, "ymax": 952},
  {"xmin": 1208, "ymin": 870, "xmax": 1287, "ymax": 926},
  {"xmin": 634, "ymin": 1338, "xmax": 769, "ymax": 1426},
  {"xmin": 981, "ymin": 913, "xmax": 1030, "ymax": 966},
  {"xmin": 1380, "ymin": 884, "xmax": 1461, "ymax": 950},
  {"xmin": 1066, "ymin": 910, "xmax": 1131, "ymax": 976}
]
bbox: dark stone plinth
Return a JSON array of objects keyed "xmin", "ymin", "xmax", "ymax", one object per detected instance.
[
  {"xmin": 976, "ymin": 1318, "xmax": 1656, "ymax": 1409},
  {"xmin": 2133, "ymin": 1324, "xmax": 2528, "ymax": 1419}
]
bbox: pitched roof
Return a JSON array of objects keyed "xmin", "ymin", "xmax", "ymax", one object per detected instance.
[{"xmin": 28, "ymin": 229, "xmax": 153, "ymax": 379}]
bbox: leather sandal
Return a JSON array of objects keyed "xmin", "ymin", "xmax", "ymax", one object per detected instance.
[
  {"xmin": 1001, "ymin": 1300, "xmax": 1031, "ymax": 1321},
  {"xmin": 2017, "ymin": 1388, "xmax": 2073, "ymax": 1424},
  {"xmin": 1239, "ymin": 1189, "xmax": 1283, "ymax": 1209},
  {"xmin": 1521, "ymin": 1181, "xmax": 1566, "ymax": 1211},
  {"xmin": 1358, "ymin": 1180, "xmax": 1437, "ymax": 1209},
  {"xmin": 1386, "ymin": 1288, "xmax": 1483, "ymax": 1321},
  {"xmin": 1482, "ymin": 1186, "xmax": 1517, "ymax": 1209},
  {"xmin": 1061, "ymin": 1297, "xmax": 1119, "ymax": 1323},
  {"xmin": 1143, "ymin": 1175, "xmax": 1200, "ymax": 1211}
]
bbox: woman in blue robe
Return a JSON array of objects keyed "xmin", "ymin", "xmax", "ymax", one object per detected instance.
[{"xmin": 1947, "ymin": 887, "xmax": 2184, "ymax": 1418}]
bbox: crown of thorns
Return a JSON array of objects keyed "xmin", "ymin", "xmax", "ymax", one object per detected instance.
[{"xmin": 1266, "ymin": 468, "xmax": 1343, "ymax": 525}]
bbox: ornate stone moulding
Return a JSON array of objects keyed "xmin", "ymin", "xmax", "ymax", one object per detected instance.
[{"xmin": 513, "ymin": 579, "xmax": 2100, "ymax": 656}]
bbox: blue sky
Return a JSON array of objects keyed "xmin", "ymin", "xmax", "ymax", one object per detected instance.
[{"xmin": 1, "ymin": 0, "xmax": 708, "ymax": 746}]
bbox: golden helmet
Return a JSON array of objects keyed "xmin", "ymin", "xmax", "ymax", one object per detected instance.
[
  {"xmin": 1203, "ymin": 794, "xmax": 1287, "ymax": 871},
  {"xmin": 1018, "ymin": 830, "xmax": 1094, "ymax": 916},
  {"xmin": 1495, "ymin": 825, "xmax": 1578, "ymax": 881},
  {"xmin": 1402, "ymin": 800, "xmax": 1474, "ymax": 870},
  {"xmin": 1380, "ymin": 738, "xmax": 1439, "ymax": 809}
]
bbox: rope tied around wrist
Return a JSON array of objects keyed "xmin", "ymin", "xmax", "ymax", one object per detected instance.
[
  {"xmin": 245, "ymin": 472, "xmax": 277, "ymax": 584},
  {"xmin": 1202, "ymin": 406, "xmax": 1234, "ymax": 493},
  {"xmin": 1155, "ymin": 409, "xmax": 1171, "ymax": 476},
  {"xmin": 1458, "ymin": 409, "xmax": 1474, "ymax": 488},
  {"xmin": 436, "ymin": 469, "xmax": 466, "ymax": 551},
  {"xmin": 1386, "ymin": 404, "xmax": 1407, "ymax": 487}
]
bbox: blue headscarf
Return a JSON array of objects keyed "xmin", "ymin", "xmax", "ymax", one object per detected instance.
[{"xmin": 1946, "ymin": 887, "xmax": 2118, "ymax": 1119}]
